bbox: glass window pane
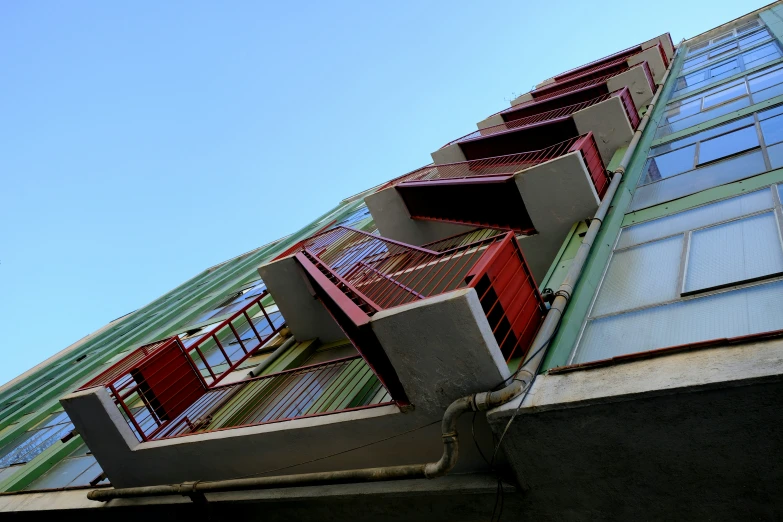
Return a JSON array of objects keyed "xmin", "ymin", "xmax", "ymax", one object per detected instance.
[
  {"xmin": 713, "ymin": 33, "xmax": 734, "ymax": 44},
  {"xmin": 702, "ymin": 82, "xmax": 748, "ymax": 109},
  {"xmin": 767, "ymin": 142, "xmax": 783, "ymax": 169},
  {"xmin": 698, "ymin": 126, "xmax": 759, "ymax": 164},
  {"xmin": 576, "ymin": 279, "xmax": 783, "ymax": 363},
  {"xmin": 761, "ymin": 114, "xmax": 783, "ymax": 146},
  {"xmin": 25, "ymin": 455, "xmax": 101, "ymax": 490},
  {"xmin": 759, "ymin": 104, "xmax": 783, "ymax": 120},
  {"xmin": 683, "ymin": 54, "xmax": 709, "ymax": 71},
  {"xmin": 752, "ymin": 82, "xmax": 783, "ymax": 104},
  {"xmin": 709, "ymin": 42, "xmax": 738, "ymax": 59},
  {"xmin": 653, "ymin": 116, "xmax": 755, "ymax": 154},
  {"xmin": 711, "ymin": 59, "xmax": 740, "ymax": 77},
  {"xmin": 749, "ymin": 64, "xmax": 783, "ymax": 92},
  {"xmin": 629, "ymin": 151, "xmax": 767, "ymax": 211},
  {"xmin": 591, "ymin": 235, "xmax": 683, "ymax": 317},
  {"xmin": 619, "ymin": 189, "xmax": 773, "ymax": 249},
  {"xmin": 643, "ymin": 145, "xmax": 695, "ymax": 183},
  {"xmin": 739, "ymin": 30, "xmax": 771, "ymax": 49},
  {"xmin": 744, "ymin": 43, "xmax": 780, "ymax": 70},
  {"xmin": 665, "ymin": 99, "xmax": 702, "ymax": 123},
  {"xmin": 0, "ymin": 422, "xmax": 73, "ymax": 467},
  {"xmin": 684, "ymin": 212, "xmax": 783, "ymax": 293},
  {"xmin": 656, "ymin": 98, "xmax": 751, "ymax": 139}
]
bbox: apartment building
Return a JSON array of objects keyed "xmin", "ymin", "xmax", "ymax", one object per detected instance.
[{"xmin": 0, "ymin": 3, "xmax": 781, "ymax": 520}]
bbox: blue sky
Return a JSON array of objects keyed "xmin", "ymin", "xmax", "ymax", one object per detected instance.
[{"xmin": 0, "ymin": 0, "xmax": 769, "ymax": 384}]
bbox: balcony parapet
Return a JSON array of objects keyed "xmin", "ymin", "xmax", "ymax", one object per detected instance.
[
  {"xmin": 366, "ymin": 134, "xmax": 607, "ymax": 280},
  {"xmin": 72, "ymin": 291, "xmax": 284, "ymax": 442},
  {"xmin": 436, "ymin": 87, "xmax": 639, "ymax": 166}
]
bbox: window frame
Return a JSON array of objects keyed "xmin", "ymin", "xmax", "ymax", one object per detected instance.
[
  {"xmin": 657, "ymin": 63, "xmax": 783, "ymax": 139},
  {"xmin": 571, "ymin": 184, "xmax": 783, "ymax": 364},
  {"xmin": 674, "ymin": 38, "xmax": 782, "ymax": 97},
  {"xmin": 685, "ymin": 19, "xmax": 764, "ymax": 58},
  {"xmin": 642, "ymin": 114, "xmax": 769, "ymax": 187}
]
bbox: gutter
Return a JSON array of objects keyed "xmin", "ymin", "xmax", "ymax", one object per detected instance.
[{"xmin": 87, "ymin": 51, "xmax": 677, "ymax": 504}]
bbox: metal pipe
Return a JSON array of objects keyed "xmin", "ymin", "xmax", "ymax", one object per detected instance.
[
  {"xmin": 87, "ymin": 50, "xmax": 678, "ymax": 504},
  {"xmin": 247, "ymin": 335, "xmax": 296, "ymax": 378}
]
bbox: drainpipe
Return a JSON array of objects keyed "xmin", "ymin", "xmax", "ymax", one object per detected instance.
[{"xmin": 87, "ymin": 52, "xmax": 677, "ymax": 504}]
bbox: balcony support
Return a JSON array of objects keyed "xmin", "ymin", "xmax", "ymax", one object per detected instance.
[
  {"xmin": 370, "ymin": 288, "xmax": 511, "ymax": 415},
  {"xmin": 257, "ymin": 255, "xmax": 346, "ymax": 344},
  {"xmin": 364, "ymin": 186, "xmax": 474, "ymax": 247}
]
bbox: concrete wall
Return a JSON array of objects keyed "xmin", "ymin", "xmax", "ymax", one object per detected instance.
[
  {"xmin": 371, "ymin": 289, "xmax": 510, "ymax": 415},
  {"xmin": 364, "ymin": 186, "xmax": 474, "ymax": 246},
  {"xmin": 514, "ymin": 152, "xmax": 600, "ymax": 281},
  {"xmin": 430, "ymin": 142, "xmax": 467, "ymax": 165},
  {"xmin": 60, "ymin": 384, "xmax": 498, "ymax": 489},
  {"xmin": 606, "ymin": 65, "xmax": 655, "ymax": 110},
  {"xmin": 486, "ymin": 336, "xmax": 783, "ymax": 519},
  {"xmin": 257, "ymin": 255, "xmax": 346, "ymax": 343},
  {"xmin": 476, "ymin": 113, "xmax": 505, "ymax": 131},
  {"xmin": 573, "ymin": 96, "xmax": 635, "ymax": 167},
  {"xmin": 627, "ymin": 46, "xmax": 668, "ymax": 83}
]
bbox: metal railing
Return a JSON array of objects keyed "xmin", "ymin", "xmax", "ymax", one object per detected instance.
[
  {"xmin": 154, "ymin": 355, "xmax": 393, "ymax": 439},
  {"xmin": 300, "ymin": 227, "xmax": 546, "ymax": 362},
  {"xmin": 388, "ymin": 136, "xmax": 582, "ymax": 188},
  {"xmin": 81, "ymin": 291, "xmax": 285, "ymax": 441},
  {"xmin": 440, "ymin": 93, "xmax": 614, "ymax": 149}
]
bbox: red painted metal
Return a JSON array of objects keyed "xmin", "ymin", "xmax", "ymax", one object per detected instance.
[
  {"xmin": 384, "ymin": 133, "xmax": 608, "ymax": 233},
  {"xmin": 441, "ymin": 87, "xmax": 640, "ymax": 151},
  {"xmin": 613, "ymin": 87, "xmax": 641, "ymax": 130},
  {"xmin": 296, "ymin": 227, "xmax": 546, "ymax": 365},
  {"xmin": 80, "ymin": 291, "xmax": 284, "ymax": 441}
]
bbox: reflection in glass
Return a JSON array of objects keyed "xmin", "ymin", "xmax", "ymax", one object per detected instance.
[
  {"xmin": 643, "ymin": 145, "xmax": 695, "ymax": 183},
  {"xmin": 698, "ymin": 126, "xmax": 759, "ymax": 164},
  {"xmin": 761, "ymin": 114, "xmax": 783, "ymax": 146}
]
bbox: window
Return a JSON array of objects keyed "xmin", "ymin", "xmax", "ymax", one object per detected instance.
[
  {"xmin": 572, "ymin": 186, "xmax": 783, "ymax": 364},
  {"xmin": 633, "ymin": 105, "xmax": 783, "ymax": 211},
  {"xmin": 658, "ymin": 63, "xmax": 783, "ymax": 139},
  {"xmin": 674, "ymin": 40, "xmax": 782, "ymax": 97},
  {"xmin": 24, "ymin": 444, "xmax": 107, "ymax": 490},
  {"xmin": 686, "ymin": 19, "xmax": 763, "ymax": 58},
  {"xmin": 0, "ymin": 412, "xmax": 73, "ymax": 467}
]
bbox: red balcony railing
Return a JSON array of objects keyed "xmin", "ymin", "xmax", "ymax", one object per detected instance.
[
  {"xmin": 392, "ymin": 134, "xmax": 608, "ymax": 200},
  {"xmin": 393, "ymin": 136, "xmax": 582, "ymax": 188},
  {"xmin": 80, "ymin": 291, "xmax": 285, "ymax": 441},
  {"xmin": 502, "ymin": 61, "xmax": 654, "ymax": 116},
  {"xmin": 554, "ymin": 53, "xmax": 639, "ymax": 84},
  {"xmin": 441, "ymin": 87, "xmax": 639, "ymax": 151},
  {"xmin": 153, "ymin": 354, "xmax": 394, "ymax": 439},
  {"xmin": 297, "ymin": 227, "xmax": 546, "ymax": 364}
]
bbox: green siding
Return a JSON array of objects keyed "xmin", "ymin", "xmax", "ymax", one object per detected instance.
[{"xmin": 541, "ymin": 44, "xmax": 687, "ymax": 370}]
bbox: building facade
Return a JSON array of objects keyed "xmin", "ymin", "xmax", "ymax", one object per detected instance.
[{"xmin": 1, "ymin": 4, "xmax": 782, "ymax": 520}]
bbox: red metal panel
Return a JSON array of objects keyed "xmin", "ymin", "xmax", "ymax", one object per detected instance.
[
  {"xmin": 533, "ymin": 62, "xmax": 630, "ymax": 100},
  {"xmin": 131, "ymin": 338, "xmax": 206, "ymax": 422},
  {"xmin": 640, "ymin": 61, "xmax": 656, "ymax": 93},
  {"xmin": 611, "ymin": 87, "xmax": 641, "ymax": 130},
  {"xmin": 553, "ymin": 44, "xmax": 644, "ymax": 83},
  {"xmin": 571, "ymin": 132, "xmax": 609, "ymax": 198},
  {"xmin": 466, "ymin": 234, "xmax": 545, "ymax": 362}
]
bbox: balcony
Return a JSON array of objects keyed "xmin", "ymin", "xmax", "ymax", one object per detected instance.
[
  {"xmin": 365, "ymin": 134, "xmax": 607, "ymax": 279},
  {"xmin": 72, "ymin": 291, "xmax": 285, "ymax": 441},
  {"xmin": 479, "ymin": 62, "xmax": 655, "ymax": 134},
  {"xmin": 541, "ymin": 33, "xmax": 673, "ymax": 87},
  {"xmin": 433, "ymin": 87, "xmax": 639, "ymax": 167},
  {"xmin": 259, "ymin": 227, "xmax": 545, "ymax": 412}
]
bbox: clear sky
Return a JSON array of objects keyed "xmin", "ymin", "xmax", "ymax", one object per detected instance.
[{"xmin": 0, "ymin": 0, "xmax": 770, "ymax": 385}]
